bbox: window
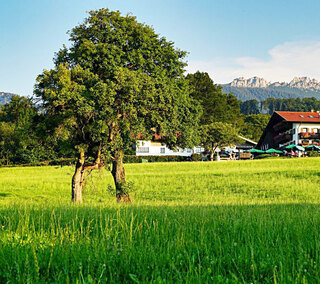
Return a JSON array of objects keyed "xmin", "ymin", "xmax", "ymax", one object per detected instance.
[
  {"xmin": 160, "ymin": 148, "xmax": 165, "ymax": 154},
  {"xmin": 302, "ymin": 128, "xmax": 308, "ymax": 133},
  {"xmin": 137, "ymin": 147, "xmax": 149, "ymax": 153},
  {"xmin": 195, "ymin": 147, "xmax": 202, "ymax": 153},
  {"xmin": 314, "ymin": 129, "xmax": 318, "ymax": 133},
  {"xmin": 309, "ymin": 115, "xmax": 314, "ymax": 118},
  {"xmin": 187, "ymin": 148, "xmax": 192, "ymax": 153},
  {"xmin": 300, "ymin": 115, "xmax": 305, "ymax": 118}
]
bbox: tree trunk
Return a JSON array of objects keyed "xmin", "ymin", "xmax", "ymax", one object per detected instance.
[
  {"xmin": 210, "ymin": 151, "xmax": 214, "ymax": 161},
  {"xmin": 72, "ymin": 152, "xmax": 85, "ymax": 203},
  {"xmin": 111, "ymin": 150, "xmax": 131, "ymax": 203},
  {"xmin": 210, "ymin": 144, "xmax": 217, "ymax": 161}
]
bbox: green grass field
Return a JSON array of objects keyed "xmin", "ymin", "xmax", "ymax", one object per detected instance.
[{"xmin": 1, "ymin": 158, "xmax": 320, "ymax": 283}]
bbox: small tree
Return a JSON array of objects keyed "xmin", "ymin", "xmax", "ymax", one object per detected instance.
[
  {"xmin": 34, "ymin": 9, "xmax": 200, "ymax": 203},
  {"xmin": 201, "ymin": 122, "xmax": 241, "ymax": 161}
]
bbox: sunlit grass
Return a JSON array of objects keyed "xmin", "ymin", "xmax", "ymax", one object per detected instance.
[{"xmin": 1, "ymin": 158, "xmax": 320, "ymax": 282}]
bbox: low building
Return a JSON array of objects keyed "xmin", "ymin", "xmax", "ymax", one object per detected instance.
[
  {"xmin": 257, "ymin": 111, "xmax": 320, "ymax": 150},
  {"xmin": 135, "ymin": 140, "xmax": 204, "ymax": 157},
  {"xmin": 136, "ymin": 136, "xmax": 256, "ymax": 157}
]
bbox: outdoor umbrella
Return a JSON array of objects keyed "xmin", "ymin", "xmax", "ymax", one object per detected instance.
[
  {"xmin": 250, "ymin": 149, "xmax": 265, "ymax": 153},
  {"xmin": 285, "ymin": 144, "xmax": 305, "ymax": 151},
  {"xmin": 265, "ymin": 148, "xmax": 283, "ymax": 154},
  {"xmin": 304, "ymin": 145, "xmax": 320, "ymax": 151}
]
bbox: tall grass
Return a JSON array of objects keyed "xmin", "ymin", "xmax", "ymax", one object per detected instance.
[{"xmin": 1, "ymin": 158, "xmax": 320, "ymax": 282}]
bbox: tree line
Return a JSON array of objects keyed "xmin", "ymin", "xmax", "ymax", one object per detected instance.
[{"xmin": 240, "ymin": 97, "xmax": 320, "ymax": 115}]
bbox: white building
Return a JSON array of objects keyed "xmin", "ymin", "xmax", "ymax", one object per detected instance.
[{"xmin": 135, "ymin": 140, "xmax": 204, "ymax": 157}]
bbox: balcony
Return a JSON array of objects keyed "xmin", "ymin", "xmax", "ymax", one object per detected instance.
[
  {"xmin": 299, "ymin": 132, "xmax": 320, "ymax": 139},
  {"xmin": 273, "ymin": 133, "xmax": 292, "ymax": 143},
  {"xmin": 273, "ymin": 121, "xmax": 290, "ymax": 132}
]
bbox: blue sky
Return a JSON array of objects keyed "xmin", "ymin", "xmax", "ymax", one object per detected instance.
[{"xmin": 1, "ymin": 0, "xmax": 320, "ymax": 96}]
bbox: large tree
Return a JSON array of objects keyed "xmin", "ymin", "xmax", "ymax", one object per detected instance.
[{"xmin": 34, "ymin": 9, "xmax": 200, "ymax": 203}]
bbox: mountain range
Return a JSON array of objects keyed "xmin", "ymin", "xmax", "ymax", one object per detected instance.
[
  {"xmin": 0, "ymin": 92, "xmax": 15, "ymax": 105},
  {"xmin": 222, "ymin": 77, "xmax": 320, "ymax": 101},
  {"xmin": 2, "ymin": 76, "xmax": 320, "ymax": 105}
]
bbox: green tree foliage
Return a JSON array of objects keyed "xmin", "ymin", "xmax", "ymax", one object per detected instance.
[
  {"xmin": 222, "ymin": 85, "xmax": 319, "ymax": 101},
  {"xmin": 0, "ymin": 96, "xmax": 51, "ymax": 165},
  {"xmin": 240, "ymin": 114, "xmax": 270, "ymax": 142},
  {"xmin": 34, "ymin": 9, "xmax": 200, "ymax": 203},
  {"xmin": 240, "ymin": 97, "xmax": 320, "ymax": 115},
  {"xmin": 201, "ymin": 122, "xmax": 241, "ymax": 161},
  {"xmin": 240, "ymin": 99, "xmax": 260, "ymax": 115},
  {"xmin": 187, "ymin": 72, "xmax": 241, "ymax": 124}
]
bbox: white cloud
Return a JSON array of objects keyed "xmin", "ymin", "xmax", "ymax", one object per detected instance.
[{"xmin": 186, "ymin": 41, "xmax": 320, "ymax": 84}]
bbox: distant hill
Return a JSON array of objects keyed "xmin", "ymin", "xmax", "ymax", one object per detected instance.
[
  {"xmin": 0, "ymin": 92, "xmax": 15, "ymax": 105},
  {"xmin": 222, "ymin": 77, "xmax": 320, "ymax": 101}
]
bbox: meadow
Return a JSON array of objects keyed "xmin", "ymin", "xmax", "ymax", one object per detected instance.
[{"xmin": 1, "ymin": 158, "xmax": 320, "ymax": 283}]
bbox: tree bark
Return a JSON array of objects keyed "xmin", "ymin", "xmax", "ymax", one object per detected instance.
[
  {"xmin": 210, "ymin": 144, "xmax": 218, "ymax": 161},
  {"xmin": 111, "ymin": 150, "xmax": 131, "ymax": 203},
  {"xmin": 72, "ymin": 152, "xmax": 85, "ymax": 203}
]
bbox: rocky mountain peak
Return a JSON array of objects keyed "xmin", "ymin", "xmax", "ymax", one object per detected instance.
[
  {"xmin": 288, "ymin": 77, "xmax": 320, "ymax": 90},
  {"xmin": 230, "ymin": 77, "xmax": 271, "ymax": 88},
  {"xmin": 228, "ymin": 76, "xmax": 320, "ymax": 91}
]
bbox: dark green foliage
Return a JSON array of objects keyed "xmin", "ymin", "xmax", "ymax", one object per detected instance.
[
  {"xmin": 191, "ymin": 153, "xmax": 202, "ymax": 161},
  {"xmin": 308, "ymin": 151, "xmax": 319, "ymax": 157},
  {"xmin": 223, "ymin": 85, "xmax": 320, "ymax": 101},
  {"xmin": 262, "ymin": 97, "xmax": 320, "ymax": 115},
  {"xmin": 241, "ymin": 114, "xmax": 270, "ymax": 142},
  {"xmin": 240, "ymin": 99, "xmax": 261, "ymax": 115},
  {"xmin": 124, "ymin": 155, "xmax": 190, "ymax": 163},
  {"xmin": 0, "ymin": 96, "xmax": 56, "ymax": 165},
  {"xmin": 187, "ymin": 72, "xmax": 241, "ymax": 124},
  {"xmin": 240, "ymin": 97, "xmax": 320, "ymax": 115}
]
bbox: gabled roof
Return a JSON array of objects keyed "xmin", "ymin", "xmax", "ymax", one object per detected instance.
[{"xmin": 276, "ymin": 111, "xmax": 320, "ymax": 122}]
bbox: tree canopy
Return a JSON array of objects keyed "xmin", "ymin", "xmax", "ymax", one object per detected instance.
[
  {"xmin": 34, "ymin": 9, "xmax": 200, "ymax": 203},
  {"xmin": 201, "ymin": 122, "xmax": 241, "ymax": 161},
  {"xmin": 187, "ymin": 71, "xmax": 241, "ymax": 125}
]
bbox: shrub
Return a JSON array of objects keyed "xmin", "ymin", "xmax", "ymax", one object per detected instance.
[
  {"xmin": 191, "ymin": 153, "xmax": 202, "ymax": 161},
  {"xmin": 48, "ymin": 158, "xmax": 75, "ymax": 166},
  {"xmin": 123, "ymin": 155, "xmax": 190, "ymax": 163},
  {"xmin": 253, "ymin": 154, "xmax": 272, "ymax": 159},
  {"xmin": 308, "ymin": 151, "xmax": 319, "ymax": 157}
]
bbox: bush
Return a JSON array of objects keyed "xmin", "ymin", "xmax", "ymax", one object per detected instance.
[
  {"xmin": 308, "ymin": 151, "xmax": 320, "ymax": 157},
  {"xmin": 123, "ymin": 155, "xmax": 190, "ymax": 163},
  {"xmin": 191, "ymin": 153, "xmax": 202, "ymax": 161},
  {"xmin": 48, "ymin": 158, "xmax": 75, "ymax": 166},
  {"xmin": 253, "ymin": 154, "xmax": 272, "ymax": 159}
]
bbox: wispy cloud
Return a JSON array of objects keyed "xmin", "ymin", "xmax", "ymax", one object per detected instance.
[{"xmin": 186, "ymin": 41, "xmax": 320, "ymax": 84}]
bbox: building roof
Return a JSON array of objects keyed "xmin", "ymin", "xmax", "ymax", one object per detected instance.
[
  {"xmin": 238, "ymin": 135, "xmax": 257, "ymax": 145},
  {"xmin": 276, "ymin": 111, "xmax": 320, "ymax": 122}
]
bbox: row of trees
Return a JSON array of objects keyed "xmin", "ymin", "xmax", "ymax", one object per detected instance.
[
  {"xmin": 0, "ymin": 9, "xmax": 268, "ymax": 202},
  {"xmin": 241, "ymin": 97, "xmax": 320, "ymax": 115}
]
